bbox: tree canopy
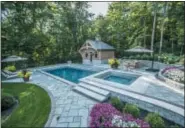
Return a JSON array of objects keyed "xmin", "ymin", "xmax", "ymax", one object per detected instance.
[{"xmin": 1, "ymin": 2, "xmax": 184, "ymax": 66}]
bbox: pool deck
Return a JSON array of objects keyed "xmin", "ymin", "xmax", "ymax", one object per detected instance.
[
  {"xmin": 3, "ymin": 70, "xmax": 97, "ymax": 127},
  {"xmin": 2, "ymin": 63, "xmax": 184, "ymax": 127}
]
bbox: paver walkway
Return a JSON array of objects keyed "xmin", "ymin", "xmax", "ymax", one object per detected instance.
[{"xmin": 3, "ymin": 71, "xmax": 97, "ymax": 127}]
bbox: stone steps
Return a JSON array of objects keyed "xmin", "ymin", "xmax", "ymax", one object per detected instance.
[
  {"xmin": 73, "ymin": 85, "xmax": 108, "ymax": 102},
  {"xmin": 78, "ymin": 83, "xmax": 110, "ymax": 96},
  {"xmin": 80, "ymin": 78, "xmax": 184, "ymax": 117}
]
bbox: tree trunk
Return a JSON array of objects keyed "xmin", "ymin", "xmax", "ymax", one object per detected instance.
[
  {"xmin": 151, "ymin": 3, "xmax": 157, "ymax": 56},
  {"xmin": 159, "ymin": 21, "xmax": 165, "ymax": 54},
  {"xmin": 172, "ymin": 40, "xmax": 174, "ymax": 53},
  {"xmin": 159, "ymin": 3, "xmax": 167, "ymax": 54},
  {"xmin": 143, "ymin": 18, "xmax": 146, "ymax": 47}
]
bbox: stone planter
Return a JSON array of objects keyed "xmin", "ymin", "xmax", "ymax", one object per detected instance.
[{"xmin": 158, "ymin": 69, "xmax": 184, "ymax": 92}]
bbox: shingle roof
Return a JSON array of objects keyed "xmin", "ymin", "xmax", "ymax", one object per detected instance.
[{"xmin": 87, "ymin": 40, "xmax": 115, "ymax": 50}]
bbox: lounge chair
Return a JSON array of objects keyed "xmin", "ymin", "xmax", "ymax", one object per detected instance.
[
  {"xmin": 123, "ymin": 60, "xmax": 140, "ymax": 70},
  {"xmin": 1, "ymin": 70, "xmax": 18, "ymax": 79}
]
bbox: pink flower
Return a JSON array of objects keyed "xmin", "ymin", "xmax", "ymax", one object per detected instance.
[{"xmin": 89, "ymin": 103, "xmax": 150, "ymax": 128}]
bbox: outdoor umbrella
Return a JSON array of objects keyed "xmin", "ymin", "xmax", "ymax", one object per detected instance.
[
  {"xmin": 125, "ymin": 46, "xmax": 158, "ymax": 72},
  {"xmin": 2, "ymin": 55, "xmax": 27, "ymax": 62},
  {"xmin": 2, "ymin": 55, "xmax": 28, "ymax": 69},
  {"xmin": 125, "ymin": 46, "xmax": 153, "ymax": 53}
]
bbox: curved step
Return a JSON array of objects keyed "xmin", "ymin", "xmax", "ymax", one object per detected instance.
[
  {"xmin": 73, "ymin": 86, "xmax": 107, "ymax": 102},
  {"xmin": 78, "ymin": 83, "xmax": 110, "ymax": 96}
]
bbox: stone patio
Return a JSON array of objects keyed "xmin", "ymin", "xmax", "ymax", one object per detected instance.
[
  {"xmin": 3, "ymin": 71, "xmax": 97, "ymax": 127},
  {"xmin": 2, "ymin": 64, "xmax": 184, "ymax": 127}
]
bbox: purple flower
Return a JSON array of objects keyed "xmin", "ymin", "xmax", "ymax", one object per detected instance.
[{"xmin": 89, "ymin": 103, "xmax": 150, "ymax": 128}]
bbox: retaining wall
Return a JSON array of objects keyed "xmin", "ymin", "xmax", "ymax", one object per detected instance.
[{"xmin": 111, "ymin": 92, "xmax": 184, "ymax": 126}]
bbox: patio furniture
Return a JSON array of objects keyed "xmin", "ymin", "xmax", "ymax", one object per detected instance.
[
  {"xmin": 1, "ymin": 70, "xmax": 18, "ymax": 79},
  {"xmin": 123, "ymin": 60, "xmax": 140, "ymax": 70},
  {"xmin": 2, "ymin": 55, "xmax": 28, "ymax": 69}
]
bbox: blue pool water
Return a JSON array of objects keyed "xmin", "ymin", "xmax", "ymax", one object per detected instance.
[
  {"xmin": 103, "ymin": 74, "xmax": 138, "ymax": 85},
  {"xmin": 45, "ymin": 67, "xmax": 95, "ymax": 83}
]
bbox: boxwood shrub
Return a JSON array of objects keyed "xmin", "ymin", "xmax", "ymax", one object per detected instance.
[
  {"xmin": 1, "ymin": 94, "xmax": 16, "ymax": 111},
  {"xmin": 110, "ymin": 97, "xmax": 124, "ymax": 111},
  {"xmin": 123, "ymin": 103, "xmax": 140, "ymax": 118},
  {"xmin": 145, "ymin": 113, "xmax": 165, "ymax": 128}
]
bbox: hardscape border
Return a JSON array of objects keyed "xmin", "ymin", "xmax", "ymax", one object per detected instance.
[
  {"xmin": 81, "ymin": 77, "xmax": 184, "ymax": 126},
  {"xmin": 157, "ymin": 69, "xmax": 184, "ymax": 93},
  {"xmin": 80, "ymin": 69, "xmax": 184, "ymax": 126}
]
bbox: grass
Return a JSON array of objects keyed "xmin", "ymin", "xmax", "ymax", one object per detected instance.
[{"xmin": 1, "ymin": 82, "xmax": 51, "ymax": 127}]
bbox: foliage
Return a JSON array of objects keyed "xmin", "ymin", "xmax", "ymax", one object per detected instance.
[
  {"xmin": 142, "ymin": 54, "xmax": 150, "ymax": 60},
  {"xmin": 108, "ymin": 58, "xmax": 120, "ymax": 69},
  {"xmin": 145, "ymin": 113, "xmax": 165, "ymax": 128},
  {"xmin": 1, "ymin": 2, "xmax": 184, "ymax": 66},
  {"xmin": 4, "ymin": 65, "xmax": 16, "ymax": 72},
  {"xmin": 123, "ymin": 103, "xmax": 140, "ymax": 118},
  {"xmin": 1, "ymin": 93, "xmax": 16, "ymax": 111},
  {"xmin": 129, "ymin": 56, "xmax": 135, "ymax": 59},
  {"xmin": 162, "ymin": 67, "xmax": 184, "ymax": 84},
  {"xmin": 17, "ymin": 70, "xmax": 32, "ymax": 78},
  {"xmin": 90, "ymin": 103, "xmax": 150, "ymax": 128},
  {"xmin": 1, "ymin": 83, "xmax": 51, "ymax": 127},
  {"xmin": 110, "ymin": 97, "xmax": 124, "ymax": 111}
]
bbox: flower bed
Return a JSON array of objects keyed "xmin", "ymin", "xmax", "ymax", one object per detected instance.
[
  {"xmin": 90, "ymin": 103, "xmax": 150, "ymax": 128},
  {"xmin": 158, "ymin": 66, "xmax": 184, "ymax": 92},
  {"xmin": 162, "ymin": 67, "xmax": 184, "ymax": 84}
]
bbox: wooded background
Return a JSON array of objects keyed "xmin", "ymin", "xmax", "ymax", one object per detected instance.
[{"xmin": 1, "ymin": 2, "xmax": 184, "ymax": 67}]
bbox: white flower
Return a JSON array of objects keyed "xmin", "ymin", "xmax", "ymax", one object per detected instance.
[{"xmin": 112, "ymin": 115, "xmax": 140, "ymax": 128}]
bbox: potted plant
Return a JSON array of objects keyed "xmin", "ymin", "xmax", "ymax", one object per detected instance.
[
  {"xmin": 108, "ymin": 58, "xmax": 120, "ymax": 69},
  {"xmin": 17, "ymin": 70, "xmax": 32, "ymax": 82}
]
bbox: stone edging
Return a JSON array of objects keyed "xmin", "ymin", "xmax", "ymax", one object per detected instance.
[
  {"xmin": 33, "ymin": 82, "xmax": 56, "ymax": 127},
  {"xmin": 112, "ymin": 92, "xmax": 185, "ymax": 127},
  {"xmin": 158, "ymin": 69, "xmax": 184, "ymax": 93}
]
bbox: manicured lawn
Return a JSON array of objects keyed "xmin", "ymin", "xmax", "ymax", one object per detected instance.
[{"xmin": 1, "ymin": 83, "xmax": 51, "ymax": 127}]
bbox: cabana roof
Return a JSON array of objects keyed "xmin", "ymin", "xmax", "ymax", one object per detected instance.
[{"xmin": 85, "ymin": 40, "xmax": 115, "ymax": 51}]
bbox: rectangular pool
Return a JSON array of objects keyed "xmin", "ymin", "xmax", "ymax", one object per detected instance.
[
  {"xmin": 44, "ymin": 67, "xmax": 96, "ymax": 83},
  {"xmin": 103, "ymin": 74, "xmax": 138, "ymax": 85},
  {"xmin": 95, "ymin": 71, "xmax": 139, "ymax": 86}
]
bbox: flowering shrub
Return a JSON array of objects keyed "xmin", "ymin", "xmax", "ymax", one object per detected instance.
[
  {"xmin": 90, "ymin": 103, "xmax": 150, "ymax": 128},
  {"xmin": 108, "ymin": 58, "xmax": 120, "ymax": 69},
  {"xmin": 162, "ymin": 67, "xmax": 184, "ymax": 84},
  {"xmin": 112, "ymin": 115, "xmax": 140, "ymax": 127}
]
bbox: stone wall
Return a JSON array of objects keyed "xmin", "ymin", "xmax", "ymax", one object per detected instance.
[
  {"xmin": 157, "ymin": 69, "xmax": 184, "ymax": 92},
  {"xmin": 122, "ymin": 59, "xmax": 182, "ymax": 69},
  {"xmin": 111, "ymin": 92, "xmax": 184, "ymax": 127}
]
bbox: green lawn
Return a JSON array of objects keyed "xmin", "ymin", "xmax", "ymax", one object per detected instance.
[{"xmin": 1, "ymin": 83, "xmax": 51, "ymax": 127}]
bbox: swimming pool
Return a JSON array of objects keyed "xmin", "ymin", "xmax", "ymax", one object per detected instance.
[
  {"xmin": 103, "ymin": 74, "xmax": 138, "ymax": 85},
  {"xmin": 44, "ymin": 67, "xmax": 96, "ymax": 83},
  {"xmin": 94, "ymin": 71, "xmax": 140, "ymax": 86}
]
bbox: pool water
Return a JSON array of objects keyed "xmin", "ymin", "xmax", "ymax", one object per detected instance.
[
  {"xmin": 103, "ymin": 75, "xmax": 138, "ymax": 85},
  {"xmin": 45, "ymin": 67, "xmax": 95, "ymax": 83}
]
